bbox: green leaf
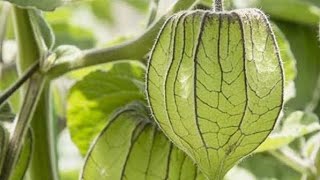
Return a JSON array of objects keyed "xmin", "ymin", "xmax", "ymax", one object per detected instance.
[
  {"xmin": 238, "ymin": 153, "xmax": 300, "ymax": 180},
  {"xmin": 271, "ymin": 23, "xmax": 297, "ymax": 102},
  {"xmin": 28, "ymin": 9, "xmax": 55, "ymax": 52},
  {"xmin": 147, "ymin": 9, "xmax": 283, "ymax": 179},
  {"xmin": 10, "ymin": 130, "xmax": 33, "ymax": 180},
  {"xmin": 50, "ymin": 22, "xmax": 96, "ymax": 49},
  {"xmin": 307, "ymin": 0, "xmax": 320, "ymax": 7},
  {"xmin": 121, "ymin": 0, "xmax": 149, "ymax": 12},
  {"xmin": 199, "ymin": 0, "xmax": 212, "ymax": 6},
  {"xmin": 0, "ymin": 103, "xmax": 15, "ymax": 122},
  {"xmin": 255, "ymin": 111, "xmax": 320, "ymax": 152},
  {"xmin": 67, "ymin": 61, "xmax": 146, "ymax": 155},
  {"xmin": 276, "ymin": 21, "xmax": 320, "ymax": 110},
  {"xmin": 234, "ymin": 0, "xmax": 320, "ymax": 26},
  {"xmin": 89, "ymin": 0, "xmax": 114, "ymax": 23},
  {"xmin": 2, "ymin": 0, "xmax": 63, "ymax": 11},
  {"xmin": 60, "ymin": 169, "xmax": 79, "ymax": 180},
  {"xmin": 81, "ymin": 102, "xmax": 206, "ymax": 180}
]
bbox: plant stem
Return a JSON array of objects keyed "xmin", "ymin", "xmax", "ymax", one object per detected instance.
[
  {"xmin": 0, "ymin": 63, "xmax": 20, "ymax": 112},
  {"xmin": 214, "ymin": 0, "xmax": 224, "ymax": 12},
  {"xmin": 12, "ymin": 7, "xmax": 40, "ymax": 73},
  {"xmin": 269, "ymin": 148, "xmax": 316, "ymax": 176},
  {"xmin": 48, "ymin": 0, "xmax": 200, "ymax": 79},
  {"xmin": 12, "ymin": 6, "xmax": 58, "ymax": 180},
  {"xmin": 0, "ymin": 72, "xmax": 45, "ymax": 179},
  {"xmin": 0, "ymin": 61, "xmax": 39, "ymax": 106},
  {"xmin": 28, "ymin": 82, "xmax": 59, "ymax": 180}
]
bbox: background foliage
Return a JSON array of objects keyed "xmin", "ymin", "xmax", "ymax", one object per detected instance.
[{"xmin": 0, "ymin": 0, "xmax": 319, "ymax": 179}]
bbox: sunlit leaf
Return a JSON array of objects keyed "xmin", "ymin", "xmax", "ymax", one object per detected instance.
[
  {"xmin": 81, "ymin": 102, "xmax": 206, "ymax": 180},
  {"xmin": 60, "ymin": 169, "xmax": 79, "ymax": 180},
  {"xmin": 147, "ymin": 9, "xmax": 283, "ymax": 178},
  {"xmin": 255, "ymin": 111, "xmax": 320, "ymax": 152},
  {"xmin": 0, "ymin": 63, "xmax": 20, "ymax": 112},
  {"xmin": 67, "ymin": 61, "xmax": 146, "ymax": 155}
]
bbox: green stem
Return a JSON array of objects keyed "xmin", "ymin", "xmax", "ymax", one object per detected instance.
[
  {"xmin": 0, "ymin": 72, "xmax": 45, "ymax": 179},
  {"xmin": 0, "ymin": 63, "xmax": 20, "ymax": 112},
  {"xmin": 269, "ymin": 148, "xmax": 316, "ymax": 176},
  {"xmin": 48, "ymin": 0, "xmax": 200, "ymax": 79},
  {"xmin": 12, "ymin": 6, "xmax": 58, "ymax": 180},
  {"xmin": 12, "ymin": 7, "xmax": 39, "ymax": 73},
  {"xmin": 0, "ymin": 61, "xmax": 39, "ymax": 106},
  {"xmin": 28, "ymin": 82, "xmax": 59, "ymax": 180},
  {"xmin": 214, "ymin": 0, "xmax": 224, "ymax": 12}
]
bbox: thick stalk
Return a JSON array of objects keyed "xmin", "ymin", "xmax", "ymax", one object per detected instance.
[
  {"xmin": 12, "ymin": 7, "xmax": 39, "ymax": 73},
  {"xmin": 27, "ymin": 82, "xmax": 59, "ymax": 180},
  {"xmin": 11, "ymin": 6, "xmax": 58, "ymax": 180},
  {"xmin": 48, "ymin": 0, "xmax": 200, "ymax": 79},
  {"xmin": 0, "ymin": 72, "xmax": 44, "ymax": 179},
  {"xmin": 214, "ymin": 0, "xmax": 224, "ymax": 12}
]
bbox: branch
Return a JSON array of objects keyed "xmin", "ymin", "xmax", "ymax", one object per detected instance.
[
  {"xmin": 0, "ymin": 72, "xmax": 45, "ymax": 179},
  {"xmin": 47, "ymin": 0, "xmax": 200, "ymax": 79},
  {"xmin": 0, "ymin": 61, "xmax": 39, "ymax": 107}
]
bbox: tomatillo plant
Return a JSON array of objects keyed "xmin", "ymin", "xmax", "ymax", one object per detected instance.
[{"xmin": 0, "ymin": 0, "xmax": 319, "ymax": 180}]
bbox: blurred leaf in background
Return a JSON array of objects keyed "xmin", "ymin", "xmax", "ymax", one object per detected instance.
[
  {"xmin": 122, "ymin": 0, "xmax": 149, "ymax": 12},
  {"xmin": 45, "ymin": 8, "xmax": 96, "ymax": 49},
  {"xmin": 255, "ymin": 111, "xmax": 320, "ymax": 153},
  {"xmin": 233, "ymin": 0, "xmax": 320, "ymax": 26},
  {"xmin": 239, "ymin": 153, "xmax": 300, "ymax": 180},
  {"xmin": 89, "ymin": 0, "xmax": 114, "ymax": 23},
  {"xmin": 275, "ymin": 22, "xmax": 320, "ymax": 111},
  {"xmin": 1, "ymin": 0, "xmax": 62, "ymax": 11}
]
